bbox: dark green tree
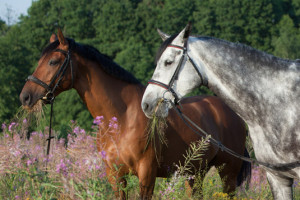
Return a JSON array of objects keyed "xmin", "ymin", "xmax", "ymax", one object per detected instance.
[
  {"xmin": 0, "ymin": 18, "xmax": 7, "ymax": 36},
  {"xmin": 272, "ymin": 15, "xmax": 300, "ymax": 59},
  {"xmin": 0, "ymin": 26, "xmax": 32, "ymax": 123},
  {"xmin": 0, "ymin": 0, "xmax": 299, "ymax": 130}
]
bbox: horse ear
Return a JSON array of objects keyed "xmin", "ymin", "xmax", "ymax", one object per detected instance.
[
  {"xmin": 57, "ymin": 28, "xmax": 68, "ymax": 47},
  {"xmin": 50, "ymin": 33, "xmax": 57, "ymax": 43},
  {"xmin": 177, "ymin": 22, "xmax": 192, "ymax": 45},
  {"xmin": 183, "ymin": 22, "xmax": 192, "ymax": 41},
  {"xmin": 157, "ymin": 29, "xmax": 170, "ymax": 41}
]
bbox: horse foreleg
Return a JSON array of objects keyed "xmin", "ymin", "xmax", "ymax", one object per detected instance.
[
  {"xmin": 106, "ymin": 168, "xmax": 128, "ymax": 200},
  {"xmin": 218, "ymin": 167, "xmax": 238, "ymax": 196},
  {"xmin": 137, "ymin": 161, "xmax": 157, "ymax": 200},
  {"xmin": 266, "ymin": 172, "xmax": 293, "ymax": 200}
]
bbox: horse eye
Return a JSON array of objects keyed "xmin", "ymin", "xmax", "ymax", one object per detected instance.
[
  {"xmin": 164, "ymin": 60, "xmax": 173, "ymax": 66},
  {"xmin": 49, "ymin": 59, "xmax": 59, "ymax": 66}
]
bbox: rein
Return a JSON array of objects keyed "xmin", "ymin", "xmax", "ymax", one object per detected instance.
[
  {"xmin": 170, "ymin": 100, "xmax": 300, "ymax": 172},
  {"xmin": 26, "ymin": 48, "xmax": 74, "ymax": 157}
]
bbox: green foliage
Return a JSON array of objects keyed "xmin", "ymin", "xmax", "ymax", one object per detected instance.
[
  {"xmin": 49, "ymin": 89, "xmax": 93, "ymax": 131},
  {"xmin": 272, "ymin": 15, "xmax": 300, "ymax": 59},
  {"xmin": 0, "ymin": 18, "xmax": 7, "ymax": 36},
  {"xmin": 193, "ymin": 0, "xmax": 277, "ymax": 52},
  {"xmin": 0, "ymin": 170, "xmax": 58, "ymax": 199},
  {"xmin": 0, "ymin": 26, "xmax": 32, "ymax": 124},
  {"xmin": 0, "ymin": 0, "xmax": 299, "ymax": 129}
]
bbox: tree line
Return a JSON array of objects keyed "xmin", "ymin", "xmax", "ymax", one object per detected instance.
[{"xmin": 0, "ymin": 0, "xmax": 299, "ymax": 130}]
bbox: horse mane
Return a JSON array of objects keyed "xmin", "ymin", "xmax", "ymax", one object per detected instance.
[
  {"xmin": 156, "ymin": 33, "xmax": 299, "ymax": 71},
  {"xmin": 194, "ymin": 36, "xmax": 298, "ymax": 70},
  {"xmin": 42, "ymin": 38, "xmax": 141, "ymax": 84}
]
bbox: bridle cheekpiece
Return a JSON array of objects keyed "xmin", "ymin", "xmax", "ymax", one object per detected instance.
[
  {"xmin": 26, "ymin": 48, "xmax": 74, "ymax": 104},
  {"xmin": 148, "ymin": 41, "xmax": 206, "ymax": 105}
]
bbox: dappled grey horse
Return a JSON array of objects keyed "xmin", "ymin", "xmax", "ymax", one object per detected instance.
[{"xmin": 141, "ymin": 23, "xmax": 300, "ymax": 200}]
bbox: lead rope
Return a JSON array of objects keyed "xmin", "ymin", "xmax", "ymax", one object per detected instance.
[
  {"xmin": 45, "ymin": 98, "xmax": 55, "ymax": 171},
  {"xmin": 168, "ymin": 100, "xmax": 300, "ymax": 172}
]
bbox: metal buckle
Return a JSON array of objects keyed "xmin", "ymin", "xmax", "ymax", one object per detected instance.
[{"xmin": 42, "ymin": 92, "xmax": 55, "ymax": 103}]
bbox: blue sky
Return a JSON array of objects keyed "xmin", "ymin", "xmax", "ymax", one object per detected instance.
[{"xmin": 0, "ymin": 0, "xmax": 32, "ymax": 24}]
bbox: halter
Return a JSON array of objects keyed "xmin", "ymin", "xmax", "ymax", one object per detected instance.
[
  {"xmin": 26, "ymin": 48, "xmax": 74, "ymax": 157},
  {"xmin": 148, "ymin": 42, "xmax": 207, "ymax": 105},
  {"xmin": 27, "ymin": 49, "xmax": 74, "ymax": 104}
]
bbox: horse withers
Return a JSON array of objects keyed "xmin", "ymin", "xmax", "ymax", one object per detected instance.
[
  {"xmin": 141, "ymin": 23, "xmax": 300, "ymax": 200},
  {"xmin": 19, "ymin": 29, "xmax": 250, "ymax": 199}
]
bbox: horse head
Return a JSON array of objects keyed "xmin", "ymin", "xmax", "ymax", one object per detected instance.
[
  {"xmin": 142, "ymin": 23, "xmax": 205, "ymax": 118},
  {"xmin": 20, "ymin": 29, "xmax": 75, "ymax": 110}
]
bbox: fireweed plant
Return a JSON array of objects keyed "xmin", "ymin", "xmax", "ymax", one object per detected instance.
[
  {"xmin": 1, "ymin": 115, "xmax": 299, "ymax": 199},
  {"xmin": 0, "ymin": 115, "xmax": 115, "ymax": 199}
]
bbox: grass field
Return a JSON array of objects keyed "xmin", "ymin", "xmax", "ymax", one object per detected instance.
[{"xmin": 0, "ymin": 118, "xmax": 299, "ymax": 200}]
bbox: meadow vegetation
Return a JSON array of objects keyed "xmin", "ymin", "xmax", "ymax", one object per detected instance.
[{"xmin": 1, "ymin": 117, "xmax": 299, "ymax": 200}]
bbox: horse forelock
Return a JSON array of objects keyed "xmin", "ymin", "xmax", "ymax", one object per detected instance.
[
  {"xmin": 41, "ymin": 38, "xmax": 76, "ymax": 57},
  {"xmin": 41, "ymin": 38, "xmax": 140, "ymax": 84},
  {"xmin": 155, "ymin": 33, "xmax": 178, "ymax": 65}
]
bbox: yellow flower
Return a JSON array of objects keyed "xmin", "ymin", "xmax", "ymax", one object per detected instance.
[{"xmin": 212, "ymin": 192, "xmax": 229, "ymax": 199}]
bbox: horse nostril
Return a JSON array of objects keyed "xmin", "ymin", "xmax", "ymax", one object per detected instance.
[
  {"xmin": 142, "ymin": 102, "xmax": 150, "ymax": 112},
  {"xmin": 20, "ymin": 92, "xmax": 31, "ymax": 106}
]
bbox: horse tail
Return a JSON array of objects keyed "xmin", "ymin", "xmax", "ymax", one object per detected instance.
[{"xmin": 236, "ymin": 148, "xmax": 252, "ymax": 186}]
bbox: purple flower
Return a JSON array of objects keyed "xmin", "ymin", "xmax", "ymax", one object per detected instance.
[
  {"xmin": 293, "ymin": 181, "xmax": 299, "ymax": 187},
  {"xmin": 109, "ymin": 117, "xmax": 119, "ymax": 130},
  {"xmin": 73, "ymin": 126, "xmax": 80, "ymax": 134},
  {"xmin": 23, "ymin": 118, "xmax": 28, "ymax": 124},
  {"xmin": 95, "ymin": 165, "xmax": 101, "ymax": 170},
  {"xmin": 35, "ymin": 145, "xmax": 41, "ymax": 151},
  {"xmin": 1, "ymin": 123, "xmax": 6, "ymax": 130},
  {"xmin": 100, "ymin": 150, "xmax": 106, "ymax": 160},
  {"xmin": 93, "ymin": 116, "xmax": 104, "ymax": 125},
  {"xmin": 80, "ymin": 128, "xmax": 86, "ymax": 134},
  {"xmin": 27, "ymin": 159, "xmax": 33, "ymax": 166},
  {"xmin": 56, "ymin": 159, "xmax": 68, "ymax": 176},
  {"xmin": 31, "ymin": 131, "xmax": 38, "ymax": 136},
  {"xmin": 13, "ymin": 150, "xmax": 21, "ymax": 157},
  {"xmin": 8, "ymin": 122, "xmax": 17, "ymax": 132}
]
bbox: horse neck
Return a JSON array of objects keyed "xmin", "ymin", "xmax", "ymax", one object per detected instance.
[
  {"xmin": 190, "ymin": 37, "xmax": 299, "ymax": 125},
  {"xmin": 73, "ymin": 56, "xmax": 145, "ymax": 123}
]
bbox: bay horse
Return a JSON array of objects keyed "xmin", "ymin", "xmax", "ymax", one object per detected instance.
[
  {"xmin": 19, "ymin": 30, "xmax": 250, "ymax": 199},
  {"xmin": 141, "ymin": 23, "xmax": 300, "ymax": 200}
]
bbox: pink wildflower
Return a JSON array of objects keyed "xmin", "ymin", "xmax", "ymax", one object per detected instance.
[
  {"xmin": 73, "ymin": 126, "xmax": 80, "ymax": 134},
  {"xmin": 27, "ymin": 159, "xmax": 33, "ymax": 166},
  {"xmin": 56, "ymin": 159, "xmax": 68, "ymax": 176},
  {"xmin": 93, "ymin": 116, "xmax": 104, "ymax": 125},
  {"xmin": 8, "ymin": 122, "xmax": 17, "ymax": 132},
  {"xmin": 80, "ymin": 128, "xmax": 86, "ymax": 134},
  {"xmin": 109, "ymin": 117, "xmax": 119, "ymax": 130},
  {"xmin": 100, "ymin": 150, "xmax": 107, "ymax": 160},
  {"xmin": 1, "ymin": 123, "xmax": 6, "ymax": 130}
]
